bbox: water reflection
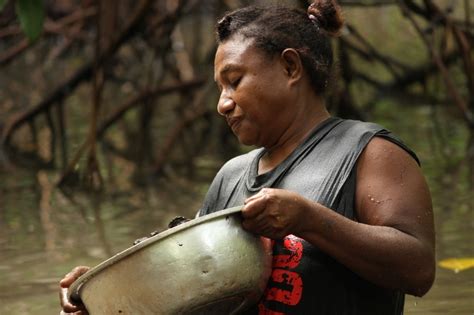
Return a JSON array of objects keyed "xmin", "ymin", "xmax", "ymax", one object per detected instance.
[
  {"xmin": 38, "ymin": 171, "xmax": 59, "ymax": 260},
  {"xmin": 0, "ymin": 168, "xmax": 206, "ymax": 314},
  {"xmin": 59, "ymin": 190, "xmax": 114, "ymax": 258},
  {"xmin": 0, "ymin": 155, "xmax": 473, "ymax": 314}
]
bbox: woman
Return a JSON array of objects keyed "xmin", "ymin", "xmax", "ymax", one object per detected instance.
[{"xmin": 60, "ymin": 1, "xmax": 435, "ymax": 314}]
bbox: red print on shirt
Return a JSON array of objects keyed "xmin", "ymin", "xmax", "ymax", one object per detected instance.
[{"xmin": 258, "ymin": 235, "xmax": 304, "ymax": 314}]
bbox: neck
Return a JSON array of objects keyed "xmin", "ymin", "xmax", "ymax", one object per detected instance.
[{"xmin": 258, "ymin": 102, "xmax": 330, "ymax": 174}]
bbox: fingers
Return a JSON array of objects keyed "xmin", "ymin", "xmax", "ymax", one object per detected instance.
[
  {"xmin": 60, "ymin": 286, "xmax": 88, "ymax": 314},
  {"xmin": 242, "ymin": 211, "xmax": 267, "ymax": 231},
  {"xmin": 242, "ymin": 189, "xmax": 270, "ymax": 219},
  {"xmin": 244, "ymin": 189, "xmax": 264, "ymax": 204},
  {"xmin": 242, "ymin": 190, "xmax": 284, "ymax": 238},
  {"xmin": 242, "ymin": 198, "xmax": 264, "ymax": 219},
  {"xmin": 60, "ymin": 266, "xmax": 90, "ymax": 288},
  {"xmin": 242, "ymin": 188, "xmax": 307, "ymax": 239},
  {"xmin": 59, "ymin": 266, "xmax": 90, "ymax": 314},
  {"xmin": 243, "ymin": 209, "xmax": 287, "ymax": 239},
  {"xmin": 60, "ymin": 287, "xmax": 81, "ymax": 313}
]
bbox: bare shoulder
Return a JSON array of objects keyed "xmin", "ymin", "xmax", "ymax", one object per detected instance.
[
  {"xmin": 355, "ymin": 136, "xmax": 433, "ymax": 233},
  {"xmin": 356, "ymin": 136, "xmax": 423, "ymax": 188},
  {"xmin": 358, "ymin": 136, "xmax": 419, "ymax": 172}
]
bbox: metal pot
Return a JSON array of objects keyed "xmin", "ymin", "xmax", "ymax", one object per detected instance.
[{"xmin": 68, "ymin": 206, "xmax": 273, "ymax": 314}]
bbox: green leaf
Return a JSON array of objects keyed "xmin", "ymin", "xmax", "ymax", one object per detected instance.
[
  {"xmin": 15, "ymin": 0, "xmax": 44, "ymax": 42},
  {"xmin": 0, "ymin": 0, "xmax": 8, "ymax": 12}
]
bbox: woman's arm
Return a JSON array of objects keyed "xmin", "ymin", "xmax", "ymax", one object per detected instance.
[{"xmin": 241, "ymin": 137, "xmax": 435, "ymax": 296}]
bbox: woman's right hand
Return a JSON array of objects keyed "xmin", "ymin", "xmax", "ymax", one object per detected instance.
[{"xmin": 59, "ymin": 266, "xmax": 90, "ymax": 315}]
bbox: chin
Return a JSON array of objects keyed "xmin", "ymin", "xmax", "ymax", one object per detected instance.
[
  {"xmin": 233, "ymin": 125, "xmax": 260, "ymax": 147},
  {"xmin": 236, "ymin": 134, "xmax": 257, "ymax": 147}
]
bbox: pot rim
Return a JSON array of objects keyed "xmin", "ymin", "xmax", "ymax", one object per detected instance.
[{"xmin": 68, "ymin": 205, "xmax": 244, "ymax": 302}]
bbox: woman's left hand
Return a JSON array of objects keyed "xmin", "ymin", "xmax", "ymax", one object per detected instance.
[{"xmin": 241, "ymin": 188, "xmax": 309, "ymax": 239}]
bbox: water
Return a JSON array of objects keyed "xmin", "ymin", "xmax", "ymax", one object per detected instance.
[
  {"xmin": 0, "ymin": 167, "xmax": 210, "ymax": 314},
  {"xmin": 405, "ymin": 208, "xmax": 474, "ymax": 314}
]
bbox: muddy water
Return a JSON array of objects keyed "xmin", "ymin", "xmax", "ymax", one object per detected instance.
[{"xmin": 0, "ymin": 170, "xmax": 209, "ymax": 314}]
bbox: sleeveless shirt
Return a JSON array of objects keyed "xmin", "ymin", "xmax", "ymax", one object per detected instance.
[{"xmin": 198, "ymin": 117, "xmax": 418, "ymax": 315}]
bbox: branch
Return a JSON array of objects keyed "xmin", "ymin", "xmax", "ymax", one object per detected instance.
[
  {"xmin": 0, "ymin": 38, "xmax": 29, "ymax": 66},
  {"xmin": 45, "ymin": 6, "xmax": 97, "ymax": 33},
  {"xmin": 1, "ymin": 0, "xmax": 154, "ymax": 147},
  {"xmin": 0, "ymin": 7, "xmax": 97, "ymax": 39},
  {"xmin": 398, "ymin": 0, "xmax": 474, "ymax": 127},
  {"xmin": 351, "ymin": 49, "xmax": 461, "ymax": 90},
  {"xmin": 389, "ymin": 50, "xmax": 460, "ymax": 89},
  {"xmin": 0, "ymin": 25, "xmax": 22, "ymax": 38},
  {"xmin": 1, "ymin": 63, "xmax": 93, "ymax": 146},
  {"xmin": 153, "ymin": 83, "xmax": 214, "ymax": 174},
  {"xmin": 342, "ymin": 25, "xmax": 412, "ymax": 77},
  {"xmin": 0, "ymin": 7, "xmax": 97, "ymax": 65},
  {"xmin": 340, "ymin": 0, "xmax": 397, "ymax": 6},
  {"xmin": 97, "ymin": 78, "xmax": 205, "ymax": 138}
]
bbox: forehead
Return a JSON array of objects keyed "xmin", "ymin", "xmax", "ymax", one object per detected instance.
[{"xmin": 214, "ymin": 36, "xmax": 266, "ymax": 78}]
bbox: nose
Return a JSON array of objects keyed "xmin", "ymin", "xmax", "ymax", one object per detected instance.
[{"xmin": 217, "ymin": 92, "xmax": 235, "ymax": 116}]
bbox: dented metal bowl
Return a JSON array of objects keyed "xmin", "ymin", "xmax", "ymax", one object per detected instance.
[{"xmin": 68, "ymin": 206, "xmax": 272, "ymax": 314}]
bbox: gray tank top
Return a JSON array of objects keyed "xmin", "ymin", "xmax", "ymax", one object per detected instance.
[{"xmin": 199, "ymin": 117, "xmax": 417, "ymax": 315}]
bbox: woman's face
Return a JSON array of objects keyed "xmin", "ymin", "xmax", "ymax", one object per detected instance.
[{"xmin": 214, "ymin": 36, "xmax": 297, "ymax": 148}]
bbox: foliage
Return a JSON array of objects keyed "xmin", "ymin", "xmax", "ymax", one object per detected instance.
[
  {"xmin": 1, "ymin": 0, "xmax": 44, "ymax": 41},
  {"xmin": 0, "ymin": 0, "xmax": 472, "ymax": 190},
  {"xmin": 15, "ymin": 0, "xmax": 44, "ymax": 41}
]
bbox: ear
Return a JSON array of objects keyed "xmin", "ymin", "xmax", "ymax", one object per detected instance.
[{"xmin": 280, "ymin": 48, "xmax": 303, "ymax": 85}]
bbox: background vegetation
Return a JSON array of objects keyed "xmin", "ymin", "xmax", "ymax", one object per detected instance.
[{"xmin": 0, "ymin": 0, "xmax": 472, "ymax": 191}]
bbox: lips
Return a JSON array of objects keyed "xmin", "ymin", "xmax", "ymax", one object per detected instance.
[{"xmin": 227, "ymin": 116, "xmax": 242, "ymax": 133}]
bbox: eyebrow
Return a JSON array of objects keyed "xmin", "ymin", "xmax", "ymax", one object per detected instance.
[{"xmin": 214, "ymin": 64, "xmax": 241, "ymax": 82}]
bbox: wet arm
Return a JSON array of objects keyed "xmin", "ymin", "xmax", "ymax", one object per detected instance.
[{"xmin": 295, "ymin": 137, "xmax": 435, "ymax": 296}]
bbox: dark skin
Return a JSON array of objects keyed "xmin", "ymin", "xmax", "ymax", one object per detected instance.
[
  {"xmin": 60, "ymin": 35, "xmax": 435, "ymax": 313},
  {"xmin": 59, "ymin": 266, "xmax": 89, "ymax": 314},
  {"xmin": 214, "ymin": 36, "xmax": 435, "ymax": 296},
  {"xmin": 242, "ymin": 139, "xmax": 435, "ymax": 296}
]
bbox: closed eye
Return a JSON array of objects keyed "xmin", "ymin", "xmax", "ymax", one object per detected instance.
[{"xmin": 230, "ymin": 77, "xmax": 241, "ymax": 89}]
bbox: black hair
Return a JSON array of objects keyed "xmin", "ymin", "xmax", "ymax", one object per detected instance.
[{"xmin": 216, "ymin": 0, "xmax": 344, "ymax": 94}]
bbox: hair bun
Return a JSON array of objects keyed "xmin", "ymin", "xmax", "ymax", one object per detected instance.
[{"xmin": 307, "ymin": 0, "xmax": 344, "ymax": 36}]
